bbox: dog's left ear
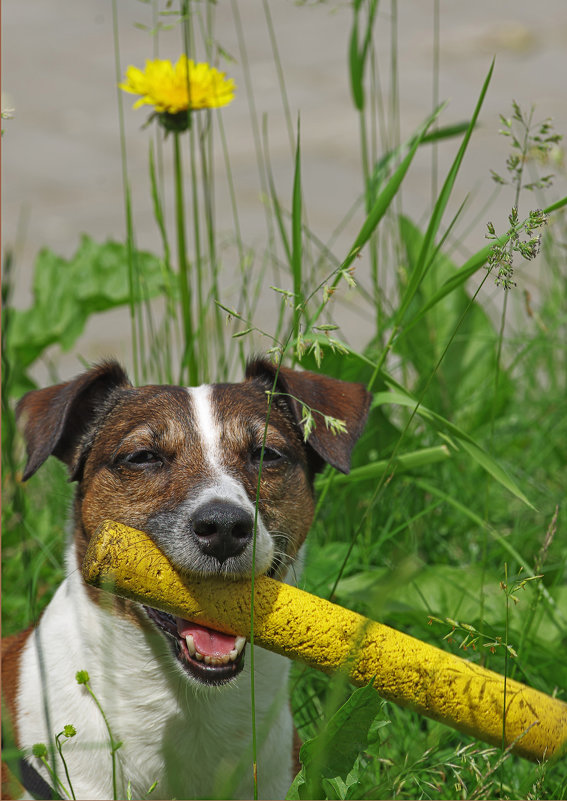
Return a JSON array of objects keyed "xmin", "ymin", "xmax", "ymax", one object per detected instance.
[{"xmin": 246, "ymin": 359, "xmax": 371, "ymax": 474}]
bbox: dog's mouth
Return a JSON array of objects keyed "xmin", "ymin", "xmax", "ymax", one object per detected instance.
[{"xmin": 144, "ymin": 606, "xmax": 246, "ymax": 685}]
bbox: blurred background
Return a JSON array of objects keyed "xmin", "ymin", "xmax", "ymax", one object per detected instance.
[{"xmin": 3, "ymin": 0, "xmax": 566, "ymax": 381}]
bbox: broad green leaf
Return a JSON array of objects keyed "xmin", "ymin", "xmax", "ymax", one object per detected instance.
[
  {"xmin": 4, "ymin": 236, "xmax": 167, "ymax": 395},
  {"xmin": 287, "ymin": 684, "xmax": 381, "ymax": 800},
  {"xmin": 414, "ymin": 478, "xmax": 566, "ymax": 635},
  {"xmin": 335, "ymin": 563, "xmax": 567, "ymax": 653}
]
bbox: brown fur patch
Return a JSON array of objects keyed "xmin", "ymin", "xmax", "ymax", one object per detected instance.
[
  {"xmin": 2, "ymin": 628, "xmax": 32, "ymax": 744},
  {"xmin": 2, "ymin": 628, "xmax": 33, "ymax": 798},
  {"xmin": 73, "ymin": 386, "xmax": 203, "ymax": 628}
]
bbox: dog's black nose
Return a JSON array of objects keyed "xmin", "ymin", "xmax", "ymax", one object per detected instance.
[{"xmin": 191, "ymin": 500, "xmax": 254, "ymax": 563}]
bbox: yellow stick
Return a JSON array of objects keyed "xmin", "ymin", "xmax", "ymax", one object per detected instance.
[{"xmin": 83, "ymin": 520, "xmax": 567, "ymax": 763}]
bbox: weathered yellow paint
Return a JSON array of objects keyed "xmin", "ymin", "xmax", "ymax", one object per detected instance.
[{"xmin": 83, "ymin": 520, "xmax": 567, "ymax": 763}]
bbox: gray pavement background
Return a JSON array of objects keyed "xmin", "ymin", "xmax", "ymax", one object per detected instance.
[{"xmin": 2, "ymin": 0, "xmax": 566, "ymax": 382}]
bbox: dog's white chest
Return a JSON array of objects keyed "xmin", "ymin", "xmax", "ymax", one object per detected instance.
[{"xmin": 16, "ymin": 569, "xmax": 293, "ymax": 800}]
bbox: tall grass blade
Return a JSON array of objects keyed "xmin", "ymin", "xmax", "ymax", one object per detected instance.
[
  {"xmin": 263, "ymin": 0, "xmax": 295, "ymax": 153},
  {"xmin": 112, "ymin": 0, "xmax": 141, "ymax": 384},
  {"xmin": 344, "ymin": 105, "xmax": 446, "ymax": 269},
  {"xmin": 291, "ymin": 119, "xmax": 303, "ymax": 350},
  {"xmin": 148, "ymin": 142, "xmax": 174, "ymax": 384},
  {"xmin": 316, "ymin": 445, "xmax": 451, "ymax": 488},
  {"xmin": 348, "ymin": 0, "xmax": 379, "ymax": 111},
  {"xmin": 263, "ymin": 117, "xmax": 292, "ymax": 265},
  {"xmin": 307, "ymin": 103, "xmax": 446, "ymax": 332},
  {"xmin": 396, "ymin": 58, "xmax": 495, "ymax": 325},
  {"xmin": 368, "ymin": 121, "xmax": 472, "ymax": 203},
  {"xmin": 422, "ymin": 121, "xmax": 472, "ymax": 144},
  {"xmin": 172, "ymin": 132, "xmax": 198, "ymax": 386}
]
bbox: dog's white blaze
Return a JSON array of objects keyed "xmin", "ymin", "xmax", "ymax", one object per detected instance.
[
  {"xmin": 188, "ymin": 385, "xmax": 222, "ymax": 473},
  {"xmin": 187, "ymin": 384, "xmax": 275, "ymax": 575}
]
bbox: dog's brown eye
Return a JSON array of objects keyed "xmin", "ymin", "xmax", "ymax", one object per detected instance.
[
  {"xmin": 123, "ymin": 450, "xmax": 162, "ymax": 467},
  {"xmin": 251, "ymin": 446, "xmax": 283, "ymax": 466}
]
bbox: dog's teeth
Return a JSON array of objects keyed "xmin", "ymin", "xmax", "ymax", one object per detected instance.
[
  {"xmin": 187, "ymin": 635, "xmax": 246, "ymax": 665},
  {"xmin": 227, "ymin": 637, "xmax": 245, "ymax": 662}
]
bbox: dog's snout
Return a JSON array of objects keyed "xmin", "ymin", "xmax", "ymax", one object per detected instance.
[{"xmin": 191, "ymin": 500, "xmax": 254, "ymax": 563}]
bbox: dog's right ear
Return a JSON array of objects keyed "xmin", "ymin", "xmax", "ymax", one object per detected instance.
[{"xmin": 16, "ymin": 361, "xmax": 131, "ymax": 481}]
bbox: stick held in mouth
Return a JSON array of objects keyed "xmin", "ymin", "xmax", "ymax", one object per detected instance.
[{"xmin": 83, "ymin": 519, "xmax": 567, "ymax": 764}]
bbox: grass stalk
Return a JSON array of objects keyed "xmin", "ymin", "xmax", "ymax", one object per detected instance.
[
  {"xmin": 173, "ymin": 131, "xmax": 198, "ymax": 385},
  {"xmin": 431, "ymin": 0, "xmax": 440, "ymax": 206},
  {"xmin": 111, "ymin": 0, "xmax": 141, "ymax": 384},
  {"xmin": 230, "ymin": 0, "xmax": 277, "ymax": 274},
  {"xmin": 291, "ymin": 120, "xmax": 303, "ymax": 356},
  {"xmin": 148, "ymin": 142, "xmax": 174, "ymax": 384},
  {"xmin": 502, "ymin": 563, "xmax": 510, "ymax": 754},
  {"xmin": 262, "ymin": 0, "xmax": 295, "ymax": 155}
]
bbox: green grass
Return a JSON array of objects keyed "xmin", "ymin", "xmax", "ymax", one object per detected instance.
[{"xmin": 2, "ymin": 1, "xmax": 567, "ymax": 799}]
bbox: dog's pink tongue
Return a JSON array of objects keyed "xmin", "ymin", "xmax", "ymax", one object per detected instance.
[{"xmin": 176, "ymin": 618, "xmax": 237, "ymax": 657}]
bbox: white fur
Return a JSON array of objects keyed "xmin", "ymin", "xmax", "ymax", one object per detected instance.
[
  {"xmin": 15, "ymin": 545, "xmax": 293, "ymax": 800},
  {"xmin": 188, "ymin": 385, "xmax": 222, "ymax": 473},
  {"xmin": 186, "ymin": 385, "xmax": 275, "ymax": 575}
]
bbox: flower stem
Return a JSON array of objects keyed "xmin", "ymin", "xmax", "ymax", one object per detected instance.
[
  {"xmin": 55, "ymin": 732, "xmax": 76, "ymax": 800},
  {"xmin": 173, "ymin": 132, "xmax": 198, "ymax": 385},
  {"xmin": 39, "ymin": 754, "xmax": 71, "ymax": 800},
  {"xmin": 112, "ymin": 0, "xmax": 140, "ymax": 384},
  {"xmin": 83, "ymin": 682, "xmax": 120, "ymax": 801}
]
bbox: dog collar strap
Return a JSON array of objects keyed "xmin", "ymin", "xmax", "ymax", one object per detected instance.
[{"xmin": 19, "ymin": 757, "xmax": 61, "ymax": 801}]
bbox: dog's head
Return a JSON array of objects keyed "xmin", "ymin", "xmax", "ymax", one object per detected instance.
[{"xmin": 17, "ymin": 359, "xmax": 370, "ymax": 685}]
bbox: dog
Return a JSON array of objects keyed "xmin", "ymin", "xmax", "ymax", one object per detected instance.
[{"xmin": 2, "ymin": 358, "xmax": 370, "ymax": 800}]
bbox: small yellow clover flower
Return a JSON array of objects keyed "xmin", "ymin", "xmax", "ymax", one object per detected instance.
[{"xmin": 119, "ymin": 55, "xmax": 235, "ymax": 132}]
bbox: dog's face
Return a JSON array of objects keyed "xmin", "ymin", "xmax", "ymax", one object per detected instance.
[
  {"xmin": 17, "ymin": 359, "xmax": 370, "ymax": 686},
  {"xmin": 79, "ymin": 380, "xmax": 316, "ymax": 581}
]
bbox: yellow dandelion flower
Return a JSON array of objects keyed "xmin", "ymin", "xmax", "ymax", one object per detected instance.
[{"xmin": 119, "ymin": 55, "xmax": 235, "ymax": 116}]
